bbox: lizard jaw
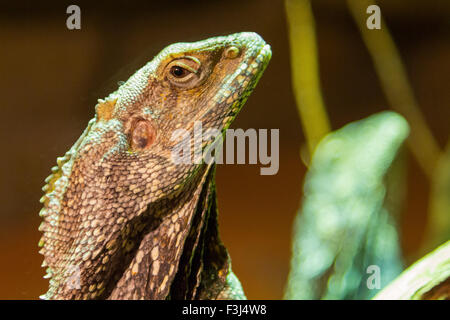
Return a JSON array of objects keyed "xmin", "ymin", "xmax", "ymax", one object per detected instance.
[{"xmin": 199, "ymin": 33, "xmax": 272, "ymax": 130}]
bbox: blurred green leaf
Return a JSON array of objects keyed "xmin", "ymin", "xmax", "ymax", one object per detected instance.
[{"xmin": 285, "ymin": 111, "xmax": 409, "ymax": 299}]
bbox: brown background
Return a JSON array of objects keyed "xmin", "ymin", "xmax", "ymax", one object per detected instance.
[{"xmin": 0, "ymin": 0, "xmax": 448, "ymax": 299}]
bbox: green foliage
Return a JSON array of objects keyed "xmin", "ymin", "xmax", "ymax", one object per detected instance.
[{"xmin": 285, "ymin": 111, "xmax": 409, "ymax": 299}]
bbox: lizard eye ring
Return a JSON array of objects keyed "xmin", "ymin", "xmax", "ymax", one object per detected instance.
[{"xmin": 166, "ymin": 57, "xmax": 201, "ymax": 87}]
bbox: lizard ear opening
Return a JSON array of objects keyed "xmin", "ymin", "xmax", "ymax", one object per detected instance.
[{"xmin": 130, "ymin": 120, "xmax": 157, "ymax": 151}]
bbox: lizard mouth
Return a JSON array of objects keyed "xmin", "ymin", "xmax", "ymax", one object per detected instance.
[{"xmin": 198, "ymin": 37, "xmax": 272, "ymax": 127}]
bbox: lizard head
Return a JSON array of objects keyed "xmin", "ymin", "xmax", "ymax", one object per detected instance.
[
  {"xmin": 39, "ymin": 32, "xmax": 271, "ymax": 299},
  {"xmin": 105, "ymin": 31, "xmax": 272, "ymax": 153}
]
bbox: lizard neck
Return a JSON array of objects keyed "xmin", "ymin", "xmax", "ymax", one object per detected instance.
[
  {"xmin": 107, "ymin": 164, "xmax": 213, "ymax": 299},
  {"xmin": 169, "ymin": 165, "xmax": 245, "ymax": 300}
]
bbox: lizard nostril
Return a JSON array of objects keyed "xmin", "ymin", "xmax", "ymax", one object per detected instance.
[
  {"xmin": 130, "ymin": 120, "xmax": 157, "ymax": 151},
  {"xmin": 224, "ymin": 46, "xmax": 240, "ymax": 59}
]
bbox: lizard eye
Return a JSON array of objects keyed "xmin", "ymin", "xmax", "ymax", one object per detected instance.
[
  {"xmin": 166, "ymin": 57, "xmax": 201, "ymax": 88},
  {"xmin": 170, "ymin": 66, "xmax": 189, "ymax": 78}
]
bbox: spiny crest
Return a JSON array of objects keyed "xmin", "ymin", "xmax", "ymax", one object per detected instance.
[
  {"xmin": 96, "ymin": 98, "xmax": 118, "ymax": 122},
  {"xmin": 38, "ymin": 120, "xmax": 96, "ymax": 297}
]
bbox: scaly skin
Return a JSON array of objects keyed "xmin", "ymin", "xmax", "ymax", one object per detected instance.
[{"xmin": 38, "ymin": 32, "xmax": 271, "ymax": 300}]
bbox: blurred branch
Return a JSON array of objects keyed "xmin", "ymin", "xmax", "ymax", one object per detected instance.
[
  {"xmin": 423, "ymin": 141, "xmax": 450, "ymax": 252},
  {"xmin": 285, "ymin": 0, "xmax": 331, "ymax": 161},
  {"xmin": 346, "ymin": 0, "xmax": 441, "ymax": 179},
  {"xmin": 374, "ymin": 240, "xmax": 450, "ymax": 300}
]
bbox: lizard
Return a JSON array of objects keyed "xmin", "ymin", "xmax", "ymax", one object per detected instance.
[{"xmin": 38, "ymin": 32, "xmax": 271, "ymax": 300}]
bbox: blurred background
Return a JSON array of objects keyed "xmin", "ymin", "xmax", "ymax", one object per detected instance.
[{"xmin": 0, "ymin": 0, "xmax": 448, "ymax": 299}]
